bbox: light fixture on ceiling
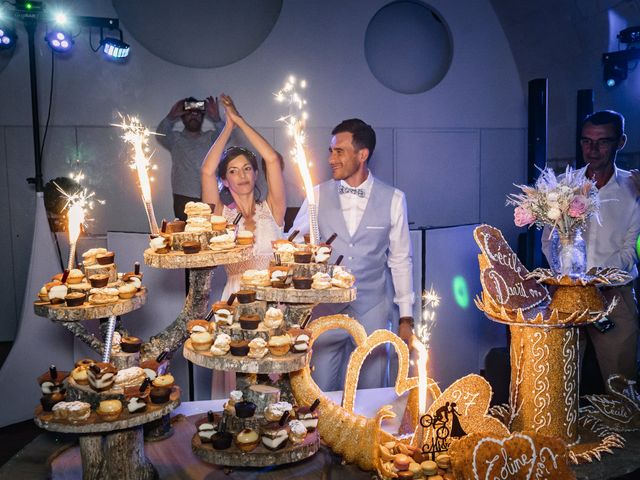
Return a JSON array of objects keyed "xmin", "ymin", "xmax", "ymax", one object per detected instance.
[{"xmin": 100, "ymin": 28, "xmax": 129, "ymax": 59}]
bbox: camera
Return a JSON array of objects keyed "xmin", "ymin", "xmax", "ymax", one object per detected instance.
[
  {"xmin": 184, "ymin": 100, "xmax": 205, "ymax": 112},
  {"xmin": 592, "ymin": 317, "xmax": 615, "ymax": 334}
]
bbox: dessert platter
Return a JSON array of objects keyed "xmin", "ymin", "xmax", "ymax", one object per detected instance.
[
  {"xmin": 143, "ymin": 202, "xmax": 254, "ymax": 269},
  {"xmin": 33, "ymin": 354, "xmax": 182, "ymax": 480},
  {"xmin": 182, "ymin": 230, "xmax": 355, "ymax": 468}
]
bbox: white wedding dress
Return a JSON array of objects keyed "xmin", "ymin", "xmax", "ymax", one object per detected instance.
[{"xmin": 211, "ymin": 201, "xmax": 283, "ymax": 398}]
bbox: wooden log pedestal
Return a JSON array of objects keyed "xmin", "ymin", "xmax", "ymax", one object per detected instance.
[
  {"xmin": 34, "ymin": 387, "xmax": 180, "ymax": 480},
  {"xmin": 143, "ymin": 246, "xmax": 252, "ymax": 270},
  {"xmin": 249, "ymin": 285, "xmax": 356, "ymax": 304},
  {"xmin": 192, "ymin": 427, "xmax": 320, "ymax": 468}
]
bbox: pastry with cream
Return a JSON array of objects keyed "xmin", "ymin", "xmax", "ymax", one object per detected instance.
[
  {"xmin": 87, "ymin": 362, "xmax": 117, "ymax": 391},
  {"xmin": 263, "ymin": 401, "xmax": 293, "ymax": 422},
  {"xmin": 149, "ymin": 236, "xmax": 170, "ymax": 253},
  {"xmin": 313, "ymin": 244, "xmax": 332, "ymax": 263},
  {"xmin": 263, "ymin": 307, "xmax": 284, "ymax": 329},
  {"xmin": 114, "ymin": 367, "xmax": 146, "ymax": 388},
  {"xmin": 184, "ymin": 201, "xmax": 211, "ymax": 218},
  {"xmin": 311, "ymin": 272, "xmax": 332, "ymax": 290},
  {"xmin": 240, "ymin": 269, "xmax": 270, "ymax": 287},
  {"xmin": 52, "ymin": 401, "xmax": 91, "ymax": 422},
  {"xmin": 185, "ymin": 216, "xmax": 212, "ymax": 233},
  {"xmin": 331, "ymin": 266, "xmax": 356, "ymax": 289},
  {"xmin": 288, "ymin": 419, "xmax": 308, "ymax": 443},
  {"xmin": 209, "ymin": 233, "xmax": 235, "ymax": 251},
  {"xmin": 210, "ymin": 333, "xmax": 231, "ymax": 355},
  {"xmin": 267, "ymin": 334, "xmax": 292, "ymax": 356},
  {"xmin": 248, "ymin": 337, "xmax": 268, "ymax": 358},
  {"xmin": 224, "ymin": 390, "xmax": 243, "ymax": 415},
  {"xmin": 261, "ymin": 421, "xmax": 289, "ymax": 450},
  {"xmin": 82, "ymin": 247, "xmax": 108, "ymax": 267}
]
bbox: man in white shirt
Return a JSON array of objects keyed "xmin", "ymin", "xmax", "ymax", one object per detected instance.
[
  {"xmin": 292, "ymin": 118, "xmax": 415, "ymax": 391},
  {"xmin": 542, "ymin": 110, "xmax": 640, "ymax": 384}
]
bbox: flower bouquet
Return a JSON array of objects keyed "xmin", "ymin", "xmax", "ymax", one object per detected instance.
[{"xmin": 507, "ymin": 166, "xmax": 600, "ymax": 277}]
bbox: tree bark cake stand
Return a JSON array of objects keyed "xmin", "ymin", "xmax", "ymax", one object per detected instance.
[
  {"xmin": 34, "ymin": 386, "xmax": 180, "ymax": 480},
  {"xmin": 185, "ymin": 284, "xmax": 354, "ymax": 468}
]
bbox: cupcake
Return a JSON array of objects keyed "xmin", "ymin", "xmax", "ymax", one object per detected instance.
[
  {"xmin": 70, "ymin": 366, "xmax": 89, "ymax": 385},
  {"xmin": 120, "ymin": 336, "xmax": 142, "ymax": 353},
  {"xmin": 270, "ymin": 269, "xmax": 289, "ymax": 288},
  {"xmin": 89, "ymin": 274, "xmax": 109, "ymax": 288},
  {"xmin": 182, "ymin": 241, "xmax": 201, "ymax": 254},
  {"xmin": 288, "ymin": 419, "xmax": 307, "ymax": 444},
  {"xmin": 234, "ymin": 401, "xmax": 257, "ymax": 418},
  {"xmin": 210, "ymin": 333, "xmax": 231, "ymax": 356},
  {"xmin": 235, "ymin": 428, "xmax": 259, "ymax": 452},
  {"xmin": 211, "ymin": 431, "xmax": 233, "ymax": 450},
  {"xmin": 152, "ymin": 373, "xmax": 175, "ymax": 389},
  {"xmin": 96, "ymin": 252, "xmax": 115, "ymax": 265},
  {"xmin": 190, "ymin": 331, "xmax": 214, "ymax": 351},
  {"xmin": 248, "ymin": 337, "xmax": 268, "ymax": 359},
  {"xmin": 229, "ymin": 340, "xmax": 250, "ymax": 357},
  {"xmin": 261, "ymin": 421, "xmax": 290, "ymax": 450},
  {"xmin": 293, "ymin": 251, "xmax": 312, "ymax": 264},
  {"xmin": 239, "ymin": 315, "xmax": 260, "ymax": 330},
  {"xmin": 187, "ymin": 319, "xmax": 210, "ymax": 333},
  {"xmin": 236, "ymin": 230, "xmax": 254, "ymax": 245},
  {"xmin": 118, "ymin": 284, "xmax": 137, "ymax": 299},
  {"xmin": 166, "ymin": 220, "xmax": 186, "ymax": 233},
  {"xmin": 210, "ymin": 215, "xmax": 227, "ymax": 231},
  {"xmin": 292, "ymin": 277, "xmax": 312, "ymax": 290},
  {"xmin": 150, "ymin": 387, "xmax": 171, "ymax": 404},
  {"xmin": 65, "ymin": 292, "xmax": 86, "ymax": 307},
  {"xmin": 37, "ymin": 286, "xmax": 49, "ymax": 302},
  {"xmin": 66, "ymin": 269, "xmax": 85, "ymax": 284},
  {"xmin": 75, "ymin": 358, "xmax": 95, "ymax": 369},
  {"xmin": 235, "ymin": 290, "xmax": 256, "ymax": 304},
  {"xmin": 268, "ymin": 334, "xmax": 292, "ymax": 356},
  {"xmin": 82, "ymin": 247, "xmax": 108, "ymax": 267},
  {"xmin": 264, "ymin": 401, "xmax": 293, "ymax": 422},
  {"xmin": 263, "ymin": 307, "xmax": 284, "ymax": 329},
  {"xmin": 48, "ymin": 285, "xmax": 68, "ymax": 304},
  {"xmin": 96, "ymin": 399, "xmax": 123, "ymax": 421}
]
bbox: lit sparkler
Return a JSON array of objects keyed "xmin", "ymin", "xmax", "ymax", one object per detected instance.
[
  {"xmin": 274, "ymin": 75, "xmax": 319, "ymax": 245},
  {"xmin": 112, "ymin": 115, "xmax": 161, "ymax": 235},
  {"xmin": 413, "ymin": 286, "xmax": 440, "ymax": 447},
  {"xmin": 54, "ymin": 174, "xmax": 103, "ymax": 270}
]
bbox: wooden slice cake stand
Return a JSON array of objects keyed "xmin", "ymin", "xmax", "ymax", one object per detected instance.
[
  {"xmin": 143, "ymin": 245, "xmax": 252, "ymax": 269},
  {"xmin": 34, "ymin": 387, "xmax": 180, "ymax": 480},
  {"xmin": 249, "ymin": 285, "xmax": 356, "ymax": 304}
]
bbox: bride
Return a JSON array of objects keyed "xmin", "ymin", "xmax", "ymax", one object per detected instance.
[{"xmin": 201, "ymin": 94, "xmax": 286, "ymax": 299}]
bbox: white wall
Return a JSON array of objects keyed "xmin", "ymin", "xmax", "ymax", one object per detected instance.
[{"xmin": 0, "ymin": 0, "xmax": 526, "ymax": 341}]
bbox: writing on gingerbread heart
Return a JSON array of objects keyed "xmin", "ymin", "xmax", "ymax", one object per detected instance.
[{"xmin": 474, "ymin": 225, "xmax": 548, "ymax": 311}]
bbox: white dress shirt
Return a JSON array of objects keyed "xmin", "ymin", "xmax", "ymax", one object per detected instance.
[
  {"xmin": 542, "ymin": 166, "xmax": 640, "ymax": 279},
  {"xmin": 292, "ymin": 172, "xmax": 415, "ymax": 317}
]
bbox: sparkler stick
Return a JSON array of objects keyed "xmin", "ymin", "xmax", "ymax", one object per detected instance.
[
  {"xmin": 414, "ymin": 287, "xmax": 440, "ymax": 449},
  {"xmin": 102, "ymin": 315, "xmax": 117, "ymax": 363},
  {"xmin": 54, "ymin": 173, "xmax": 102, "ymax": 270},
  {"xmin": 112, "ymin": 116, "xmax": 161, "ymax": 235},
  {"xmin": 275, "ymin": 76, "xmax": 320, "ymax": 245}
]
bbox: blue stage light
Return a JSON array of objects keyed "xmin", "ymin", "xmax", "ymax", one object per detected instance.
[
  {"xmin": 101, "ymin": 36, "xmax": 129, "ymax": 59},
  {"xmin": 45, "ymin": 29, "xmax": 74, "ymax": 52},
  {"xmin": 0, "ymin": 27, "xmax": 16, "ymax": 49}
]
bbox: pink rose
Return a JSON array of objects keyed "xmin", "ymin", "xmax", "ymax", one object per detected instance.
[
  {"xmin": 514, "ymin": 205, "xmax": 536, "ymax": 227},
  {"xmin": 568, "ymin": 195, "xmax": 588, "ymax": 218}
]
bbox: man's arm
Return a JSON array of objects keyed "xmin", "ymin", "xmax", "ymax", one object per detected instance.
[
  {"xmin": 157, "ymin": 100, "xmax": 184, "ymax": 150},
  {"xmin": 388, "ymin": 190, "xmax": 415, "ymax": 341},
  {"xmin": 602, "ymin": 198, "xmax": 640, "ymax": 273}
]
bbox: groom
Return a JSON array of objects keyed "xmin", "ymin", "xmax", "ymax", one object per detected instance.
[{"xmin": 292, "ymin": 118, "xmax": 415, "ymax": 391}]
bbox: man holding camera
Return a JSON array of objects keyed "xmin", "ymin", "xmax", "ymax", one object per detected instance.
[
  {"xmin": 157, "ymin": 96, "xmax": 224, "ymax": 219},
  {"xmin": 543, "ymin": 110, "xmax": 640, "ymax": 385}
]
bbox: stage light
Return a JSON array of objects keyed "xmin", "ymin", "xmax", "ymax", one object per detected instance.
[
  {"xmin": 603, "ymin": 55, "xmax": 628, "ymax": 88},
  {"xmin": 45, "ymin": 29, "xmax": 73, "ymax": 52},
  {"xmin": 100, "ymin": 29, "xmax": 129, "ymax": 59},
  {"xmin": 0, "ymin": 27, "xmax": 16, "ymax": 49},
  {"xmin": 52, "ymin": 11, "xmax": 69, "ymax": 27},
  {"xmin": 618, "ymin": 26, "xmax": 640, "ymax": 45}
]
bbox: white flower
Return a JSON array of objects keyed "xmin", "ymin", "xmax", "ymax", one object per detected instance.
[
  {"xmin": 547, "ymin": 192, "xmax": 559, "ymax": 202},
  {"xmin": 547, "ymin": 207, "xmax": 561, "ymax": 220}
]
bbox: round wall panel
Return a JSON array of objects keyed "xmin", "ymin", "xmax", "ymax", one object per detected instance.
[
  {"xmin": 112, "ymin": 0, "xmax": 282, "ymax": 68},
  {"xmin": 365, "ymin": 1, "xmax": 453, "ymax": 94}
]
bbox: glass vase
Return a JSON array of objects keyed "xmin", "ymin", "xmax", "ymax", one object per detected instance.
[{"xmin": 550, "ymin": 228, "xmax": 587, "ymax": 278}]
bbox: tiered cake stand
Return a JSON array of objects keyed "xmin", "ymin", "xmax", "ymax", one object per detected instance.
[
  {"xmin": 34, "ymin": 386, "xmax": 180, "ymax": 480},
  {"xmin": 184, "ymin": 268, "xmax": 356, "ymax": 468}
]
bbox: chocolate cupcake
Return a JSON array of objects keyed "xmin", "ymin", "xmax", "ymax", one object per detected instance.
[
  {"xmin": 150, "ymin": 387, "xmax": 171, "ymax": 404},
  {"xmin": 292, "ymin": 277, "xmax": 312, "ymax": 290},
  {"xmin": 89, "ymin": 274, "xmax": 110, "ymax": 288},
  {"xmin": 182, "ymin": 241, "xmax": 201, "ymax": 254},
  {"xmin": 229, "ymin": 340, "xmax": 250, "ymax": 357},
  {"xmin": 211, "ymin": 431, "xmax": 233, "ymax": 450},
  {"xmin": 236, "ymin": 290, "xmax": 256, "ymax": 304},
  {"xmin": 166, "ymin": 220, "xmax": 186, "ymax": 233},
  {"xmin": 65, "ymin": 292, "xmax": 86, "ymax": 307},
  {"xmin": 96, "ymin": 251, "xmax": 115, "ymax": 265},
  {"xmin": 234, "ymin": 400, "xmax": 256, "ymax": 418},
  {"xmin": 120, "ymin": 336, "xmax": 142, "ymax": 353},
  {"xmin": 293, "ymin": 251, "xmax": 312, "ymax": 264},
  {"xmin": 239, "ymin": 315, "xmax": 260, "ymax": 330}
]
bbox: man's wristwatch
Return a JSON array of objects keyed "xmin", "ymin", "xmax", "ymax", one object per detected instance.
[{"xmin": 399, "ymin": 316, "xmax": 414, "ymax": 328}]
